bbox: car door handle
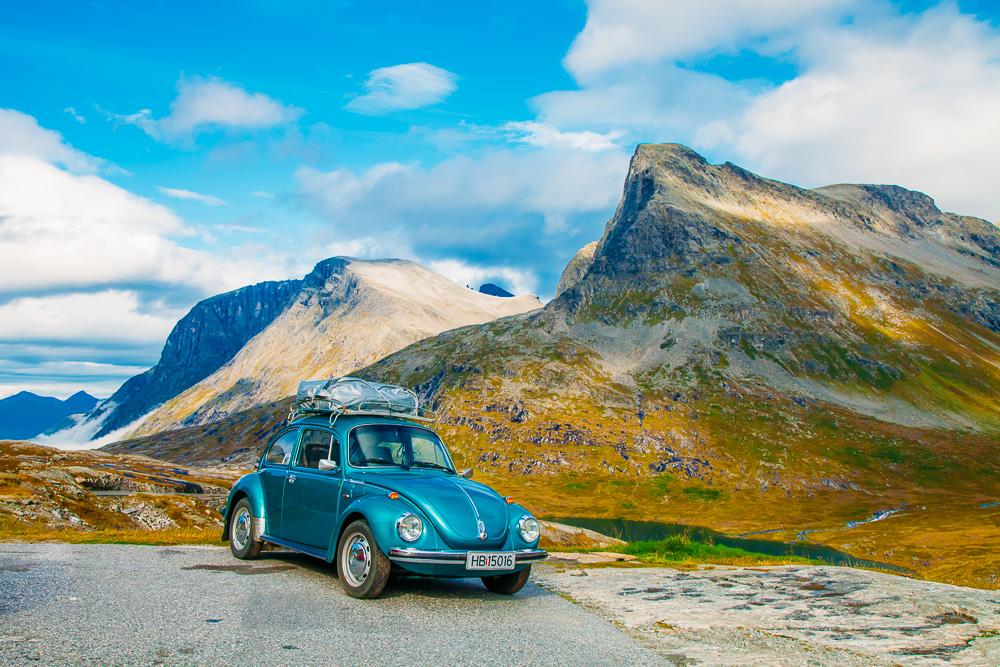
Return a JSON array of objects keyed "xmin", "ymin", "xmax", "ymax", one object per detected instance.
[{"xmin": 287, "ymin": 473, "xmax": 296, "ymax": 484}]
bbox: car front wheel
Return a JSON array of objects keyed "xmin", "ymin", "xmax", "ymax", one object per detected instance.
[
  {"xmin": 229, "ymin": 498, "xmax": 263, "ymax": 560},
  {"xmin": 337, "ymin": 520, "xmax": 391, "ymax": 599},
  {"xmin": 482, "ymin": 565, "xmax": 531, "ymax": 594}
]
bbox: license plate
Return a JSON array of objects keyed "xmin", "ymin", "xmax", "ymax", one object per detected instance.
[{"xmin": 465, "ymin": 551, "xmax": 515, "ymax": 571}]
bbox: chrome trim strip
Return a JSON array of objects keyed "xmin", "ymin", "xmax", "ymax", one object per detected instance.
[
  {"xmin": 388, "ymin": 548, "xmax": 547, "ymax": 565},
  {"xmin": 447, "ymin": 477, "xmax": 485, "ymax": 540}
]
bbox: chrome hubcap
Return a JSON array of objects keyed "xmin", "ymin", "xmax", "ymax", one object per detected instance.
[
  {"xmin": 232, "ymin": 507, "xmax": 251, "ymax": 551},
  {"xmin": 342, "ymin": 532, "xmax": 371, "ymax": 587}
]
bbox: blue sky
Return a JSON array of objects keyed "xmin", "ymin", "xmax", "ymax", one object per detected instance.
[{"xmin": 1, "ymin": 0, "xmax": 999, "ymax": 398}]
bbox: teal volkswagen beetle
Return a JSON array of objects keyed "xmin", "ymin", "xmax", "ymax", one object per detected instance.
[{"xmin": 221, "ymin": 378, "xmax": 546, "ymax": 599}]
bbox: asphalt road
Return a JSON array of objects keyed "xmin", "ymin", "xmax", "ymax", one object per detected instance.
[{"xmin": 0, "ymin": 543, "xmax": 664, "ymax": 666}]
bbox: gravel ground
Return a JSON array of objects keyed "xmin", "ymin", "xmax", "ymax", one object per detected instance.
[{"xmin": 0, "ymin": 543, "xmax": 664, "ymax": 666}]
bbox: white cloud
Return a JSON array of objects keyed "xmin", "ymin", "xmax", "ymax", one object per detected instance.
[
  {"xmin": 298, "ymin": 148, "xmax": 626, "ymax": 231},
  {"xmin": 325, "ymin": 234, "xmax": 414, "ymax": 260},
  {"xmin": 0, "ymin": 290, "xmax": 179, "ymax": 344},
  {"xmin": 564, "ymin": 0, "xmax": 856, "ymax": 80},
  {"xmin": 157, "ymin": 186, "xmax": 226, "ymax": 206},
  {"xmin": 532, "ymin": 65, "xmax": 751, "ymax": 138},
  {"xmin": 0, "ymin": 358, "xmax": 148, "ymax": 401},
  {"xmin": 250, "ymin": 190, "xmax": 274, "ymax": 199},
  {"xmin": 0, "ymin": 379, "xmax": 122, "ymax": 401},
  {"xmin": 428, "ymin": 259, "xmax": 538, "ymax": 297},
  {"xmin": 0, "ymin": 108, "xmax": 103, "ymax": 173},
  {"xmin": 502, "ymin": 121, "xmax": 622, "ymax": 152},
  {"xmin": 698, "ymin": 5, "xmax": 1000, "ymax": 219},
  {"xmin": 63, "ymin": 107, "xmax": 86, "ymax": 124},
  {"xmin": 345, "ymin": 63, "xmax": 458, "ymax": 114},
  {"xmin": 119, "ymin": 76, "xmax": 302, "ymax": 141},
  {"xmin": 0, "ymin": 155, "xmax": 300, "ymax": 294}
]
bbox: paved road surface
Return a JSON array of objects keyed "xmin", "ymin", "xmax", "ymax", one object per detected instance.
[{"xmin": 0, "ymin": 543, "xmax": 664, "ymax": 666}]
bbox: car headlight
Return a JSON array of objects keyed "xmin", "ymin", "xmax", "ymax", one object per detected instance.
[
  {"xmin": 518, "ymin": 516, "xmax": 540, "ymax": 543},
  {"xmin": 396, "ymin": 513, "xmax": 423, "ymax": 542}
]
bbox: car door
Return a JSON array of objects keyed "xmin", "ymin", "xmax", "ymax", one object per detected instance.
[
  {"xmin": 259, "ymin": 428, "xmax": 300, "ymax": 539},
  {"xmin": 282, "ymin": 428, "xmax": 344, "ymax": 549}
]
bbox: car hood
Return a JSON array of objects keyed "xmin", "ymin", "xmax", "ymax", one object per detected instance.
[{"xmin": 359, "ymin": 470, "xmax": 510, "ymax": 549}]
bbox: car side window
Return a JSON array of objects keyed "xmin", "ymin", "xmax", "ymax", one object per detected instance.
[
  {"xmin": 297, "ymin": 429, "xmax": 339, "ymax": 469},
  {"xmin": 265, "ymin": 430, "xmax": 298, "ymax": 466}
]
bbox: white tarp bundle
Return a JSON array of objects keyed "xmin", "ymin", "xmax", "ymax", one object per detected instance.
[{"xmin": 294, "ymin": 377, "xmax": 419, "ymax": 415}]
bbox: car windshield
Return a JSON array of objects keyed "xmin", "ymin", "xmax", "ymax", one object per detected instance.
[{"xmin": 348, "ymin": 424, "xmax": 454, "ymax": 472}]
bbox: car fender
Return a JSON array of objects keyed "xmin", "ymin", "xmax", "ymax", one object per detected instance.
[
  {"xmin": 326, "ymin": 493, "xmax": 445, "ymax": 561},
  {"xmin": 220, "ymin": 473, "xmax": 266, "ymax": 541}
]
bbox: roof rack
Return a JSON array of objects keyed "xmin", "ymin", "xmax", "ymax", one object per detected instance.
[{"xmin": 287, "ymin": 377, "xmax": 436, "ymax": 424}]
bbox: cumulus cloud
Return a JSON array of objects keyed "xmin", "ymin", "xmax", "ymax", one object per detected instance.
[
  {"xmin": 345, "ymin": 63, "xmax": 458, "ymax": 114},
  {"xmin": 428, "ymin": 258, "xmax": 538, "ymax": 297},
  {"xmin": 0, "ymin": 155, "xmax": 299, "ymax": 295},
  {"xmin": 157, "ymin": 186, "xmax": 226, "ymax": 206},
  {"xmin": 0, "ymin": 108, "xmax": 103, "ymax": 173},
  {"xmin": 698, "ymin": 5, "xmax": 1000, "ymax": 219},
  {"xmin": 502, "ymin": 121, "xmax": 622, "ymax": 152},
  {"xmin": 0, "ymin": 290, "xmax": 179, "ymax": 344},
  {"xmin": 299, "ymin": 147, "xmax": 628, "ymax": 241},
  {"xmin": 564, "ymin": 0, "xmax": 856, "ymax": 80},
  {"xmin": 118, "ymin": 76, "xmax": 302, "ymax": 141}
]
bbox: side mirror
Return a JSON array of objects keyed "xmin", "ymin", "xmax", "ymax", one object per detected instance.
[
  {"xmin": 459, "ymin": 468, "xmax": 474, "ymax": 478},
  {"xmin": 318, "ymin": 459, "xmax": 339, "ymax": 471}
]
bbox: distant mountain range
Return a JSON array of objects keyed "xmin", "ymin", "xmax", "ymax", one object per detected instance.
[
  {"xmin": 58, "ymin": 258, "xmax": 538, "ymax": 444},
  {"xmin": 104, "ymin": 143, "xmax": 1000, "ymax": 586},
  {"xmin": 0, "ymin": 391, "xmax": 98, "ymax": 440}
]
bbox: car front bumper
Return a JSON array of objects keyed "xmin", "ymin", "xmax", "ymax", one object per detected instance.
[{"xmin": 388, "ymin": 547, "xmax": 547, "ymax": 566}]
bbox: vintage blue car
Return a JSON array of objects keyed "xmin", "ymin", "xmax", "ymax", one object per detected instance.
[{"xmin": 221, "ymin": 379, "xmax": 546, "ymax": 599}]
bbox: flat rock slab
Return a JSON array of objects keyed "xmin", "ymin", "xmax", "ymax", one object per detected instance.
[
  {"xmin": 534, "ymin": 564, "xmax": 1000, "ymax": 665},
  {"xmin": 549, "ymin": 551, "xmax": 639, "ymax": 564}
]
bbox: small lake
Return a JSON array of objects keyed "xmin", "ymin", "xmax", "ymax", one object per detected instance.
[{"xmin": 553, "ymin": 517, "xmax": 911, "ymax": 574}]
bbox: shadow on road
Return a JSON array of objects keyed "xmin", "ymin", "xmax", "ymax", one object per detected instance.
[{"xmin": 250, "ymin": 548, "xmax": 551, "ymax": 600}]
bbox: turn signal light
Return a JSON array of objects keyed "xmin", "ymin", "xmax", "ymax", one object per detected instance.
[
  {"xmin": 388, "ymin": 491, "xmax": 399, "ymax": 500},
  {"xmin": 504, "ymin": 496, "xmax": 514, "ymax": 504}
]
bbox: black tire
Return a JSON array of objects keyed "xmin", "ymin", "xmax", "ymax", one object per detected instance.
[
  {"xmin": 337, "ymin": 520, "xmax": 391, "ymax": 599},
  {"xmin": 228, "ymin": 498, "xmax": 263, "ymax": 560},
  {"xmin": 482, "ymin": 565, "xmax": 531, "ymax": 595}
]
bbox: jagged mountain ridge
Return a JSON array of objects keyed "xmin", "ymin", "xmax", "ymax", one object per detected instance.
[
  {"xmin": 72, "ymin": 279, "xmax": 303, "ymax": 440},
  {"xmin": 122, "ymin": 257, "xmax": 539, "ymax": 438}
]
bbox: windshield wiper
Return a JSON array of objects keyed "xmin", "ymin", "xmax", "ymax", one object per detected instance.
[{"xmin": 409, "ymin": 461, "xmax": 455, "ymax": 473}]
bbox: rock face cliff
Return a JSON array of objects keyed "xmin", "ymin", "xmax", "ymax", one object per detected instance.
[
  {"xmin": 555, "ymin": 241, "xmax": 598, "ymax": 296},
  {"xmin": 73, "ymin": 279, "xmax": 303, "ymax": 440},
  {"xmin": 81, "ymin": 257, "xmax": 539, "ymax": 443}
]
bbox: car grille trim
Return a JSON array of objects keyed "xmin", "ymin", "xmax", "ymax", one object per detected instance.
[{"xmin": 387, "ymin": 547, "xmax": 547, "ymax": 565}]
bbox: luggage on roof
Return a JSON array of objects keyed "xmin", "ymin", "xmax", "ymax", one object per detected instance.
[{"xmin": 290, "ymin": 377, "xmax": 434, "ymax": 422}]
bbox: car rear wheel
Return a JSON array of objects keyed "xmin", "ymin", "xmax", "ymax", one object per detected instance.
[
  {"xmin": 482, "ymin": 565, "xmax": 531, "ymax": 595},
  {"xmin": 337, "ymin": 520, "xmax": 391, "ymax": 599},
  {"xmin": 229, "ymin": 498, "xmax": 263, "ymax": 560}
]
